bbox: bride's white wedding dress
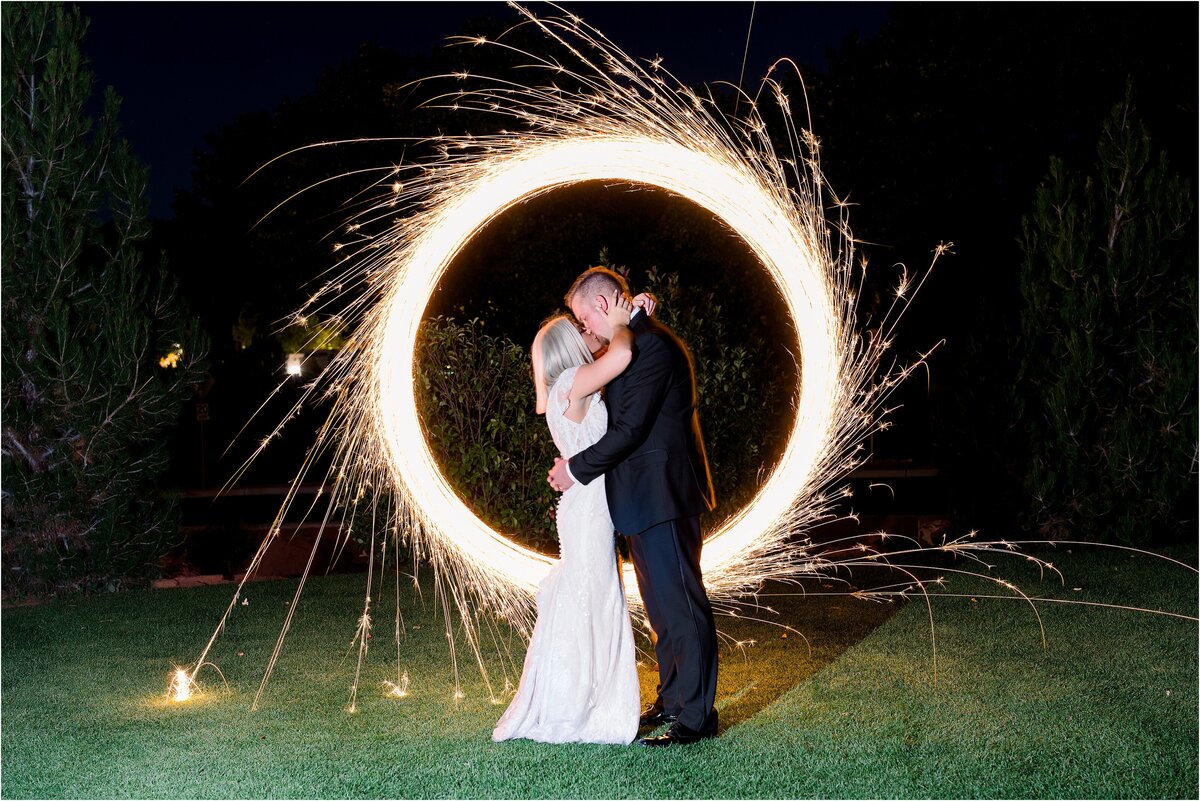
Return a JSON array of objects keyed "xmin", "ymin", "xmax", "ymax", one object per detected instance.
[{"xmin": 492, "ymin": 366, "xmax": 640, "ymax": 744}]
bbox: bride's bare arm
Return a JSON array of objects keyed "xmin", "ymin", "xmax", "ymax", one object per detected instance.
[{"xmin": 569, "ymin": 291, "xmax": 634, "ymax": 403}]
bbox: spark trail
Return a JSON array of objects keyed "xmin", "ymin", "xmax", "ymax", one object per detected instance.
[{"xmin": 178, "ymin": 4, "xmax": 1194, "ymax": 709}]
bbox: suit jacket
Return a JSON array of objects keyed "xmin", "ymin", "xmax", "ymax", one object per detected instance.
[{"xmin": 569, "ymin": 312, "xmax": 715, "ymax": 536}]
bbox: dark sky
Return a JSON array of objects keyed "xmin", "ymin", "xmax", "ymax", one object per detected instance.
[{"xmin": 78, "ymin": 2, "xmax": 888, "ymax": 219}]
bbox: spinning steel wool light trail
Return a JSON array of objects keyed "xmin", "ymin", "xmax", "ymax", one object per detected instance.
[
  {"xmin": 177, "ymin": 4, "xmax": 1191, "ymax": 711},
  {"xmin": 179, "ymin": 2, "xmax": 952, "ymax": 709}
]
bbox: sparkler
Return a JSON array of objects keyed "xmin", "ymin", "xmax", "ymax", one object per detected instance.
[{"xmin": 180, "ymin": 3, "xmax": 1195, "ymax": 709}]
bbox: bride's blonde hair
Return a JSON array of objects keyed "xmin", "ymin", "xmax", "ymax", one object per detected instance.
[{"xmin": 537, "ymin": 315, "xmax": 593, "ymax": 393}]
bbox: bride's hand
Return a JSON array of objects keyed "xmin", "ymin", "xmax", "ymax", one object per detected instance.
[
  {"xmin": 604, "ymin": 290, "xmax": 634, "ymax": 328},
  {"xmin": 632, "ymin": 292, "xmax": 656, "ymax": 317}
]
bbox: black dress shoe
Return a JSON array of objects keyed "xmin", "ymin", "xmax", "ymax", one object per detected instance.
[
  {"xmin": 638, "ymin": 719, "xmax": 717, "ymax": 747},
  {"xmin": 638, "ymin": 707, "xmax": 679, "ymax": 727}
]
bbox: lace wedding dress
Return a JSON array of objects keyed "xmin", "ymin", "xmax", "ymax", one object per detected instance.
[{"xmin": 492, "ymin": 366, "xmax": 640, "ymax": 744}]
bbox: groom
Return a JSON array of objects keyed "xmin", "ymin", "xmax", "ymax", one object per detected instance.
[{"xmin": 547, "ymin": 267, "xmax": 718, "ymax": 747}]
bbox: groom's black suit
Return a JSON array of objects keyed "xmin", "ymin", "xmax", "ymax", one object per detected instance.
[{"xmin": 569, "ymin": 311, "xmax": 718, "ymax": 732}]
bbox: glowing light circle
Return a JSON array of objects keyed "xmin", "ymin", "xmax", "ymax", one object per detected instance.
[{"xmin": 375, "ymin": 134, "xmax": 840, "ymax": 601}]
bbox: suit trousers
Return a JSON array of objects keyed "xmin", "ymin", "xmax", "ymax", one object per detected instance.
[{"xmin": 626, "ymin": 515, "xmax": 717, "ymax": 731}]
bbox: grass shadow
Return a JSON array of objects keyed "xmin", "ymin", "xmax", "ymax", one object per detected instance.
[{"xmin": 633, "ymin": 575, "xmax": 902, "ymax": 733}]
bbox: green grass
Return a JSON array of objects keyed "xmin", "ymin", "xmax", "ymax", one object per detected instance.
[{"xmin": 2, "ymin": 546, "xmax": 1196, "ymax": 799}]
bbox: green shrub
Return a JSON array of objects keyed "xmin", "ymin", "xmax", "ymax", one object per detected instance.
[
  {"xmin": 1014, "ymin": 89, "xmax": 1196, "ymax": 543},
  {"xmin": 415, "ymin": 317, "xmax": 559, "ymax": 551},
  {"xmin": 1, "ymin": 4, "xmax": 207, "ymax": 596}
]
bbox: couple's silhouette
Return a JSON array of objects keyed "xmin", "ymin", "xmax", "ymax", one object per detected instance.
[{"xmin": 493, "ymin": 267, "xmax": 718, "ymax": 747}]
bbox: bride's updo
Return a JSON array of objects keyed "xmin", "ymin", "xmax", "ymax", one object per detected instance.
[{"xmin": 537, "ymin": 315, "xmax": 593, "ymax": 393}]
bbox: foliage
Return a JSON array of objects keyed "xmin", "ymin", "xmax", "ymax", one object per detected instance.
[
  {"xmin": 1, "ymin": 3, "xmax": 207, "ymax": 595},
  {"xmin": 810, "ymin": 4, "xmax": 1196, "ymax": 530},
  {"xmin": 414, "ymin": 317, "xmax": 559, "ymax": 551},
  {"xmin": 411, "ymin": 262, "xmax": 794, "ymax": 549},
  {"xmin": 1014, "ymin": 89, "xmax": 1196, "ymax": 543}
]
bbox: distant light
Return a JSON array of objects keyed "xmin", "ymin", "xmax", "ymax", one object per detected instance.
[
  {"xmin": 286, "ymin": 354, "xmax": 303, "ymax": 376},
  {"xmin": 159, "ymin": 343, "xmax": 184, "ymax": 369}
]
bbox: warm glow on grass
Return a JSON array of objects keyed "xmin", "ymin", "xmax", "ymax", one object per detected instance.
[{"xmin": 168, "ymin": 668, "xmax": 196, "ymax": 703}]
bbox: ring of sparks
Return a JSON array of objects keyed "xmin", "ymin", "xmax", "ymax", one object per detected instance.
[
  {"xmin": 191, "ymin": 7, "xmax": 934, "ymax": 707},
  {"xmin": 189, "ymin": 8, "xmax": 1187, "ymax": 712},
  {"xmin": 374, "ymin": 135, "xmax": 843, "ymax": 602}
]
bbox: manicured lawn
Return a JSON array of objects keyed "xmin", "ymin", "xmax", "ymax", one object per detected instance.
[{"xmin": 2, "ymin": 545, "xmax": 1195, "ymax": 798}]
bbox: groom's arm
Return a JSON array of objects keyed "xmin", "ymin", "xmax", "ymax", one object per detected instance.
[{"xmin": 568, "ymin": 331, "xmax": 674, "ymax": 486}]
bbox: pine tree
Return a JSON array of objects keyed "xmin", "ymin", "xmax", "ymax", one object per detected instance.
[
  {"xmin": 2, "ymin": 3, "xmax": 207, "ymax": 594},
  {"xmin": 1015, "ymin": 87, "xmax": 1197, "ymax": 543}
]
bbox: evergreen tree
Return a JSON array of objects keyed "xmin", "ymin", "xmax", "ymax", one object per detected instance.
[
  {"xmin": 1014, "ymin": 89, "xmax": 1196, "ymax": 543},
  {"xmin": 1, "ymin": 3, "xmax": 207, "ymax": 594}
]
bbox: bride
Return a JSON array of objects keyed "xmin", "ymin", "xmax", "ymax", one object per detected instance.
[{"xmin": 492, "ymin": 290, "xmax": 650, "ymax": 745}]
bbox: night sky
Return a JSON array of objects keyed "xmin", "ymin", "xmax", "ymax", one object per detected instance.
[{"xmin": 79, "ymin": 1, "xmax": 888, "ymax": 219}]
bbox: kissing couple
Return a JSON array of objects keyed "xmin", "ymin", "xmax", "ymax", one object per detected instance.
[{"xmin": 493, "ymin": 267, "xmax": 718, "ymax": 747}]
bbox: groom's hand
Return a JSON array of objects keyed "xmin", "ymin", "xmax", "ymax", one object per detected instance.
[{"xmin": 548, "ymin": 457, "xmax": 575, "ymax": 493}]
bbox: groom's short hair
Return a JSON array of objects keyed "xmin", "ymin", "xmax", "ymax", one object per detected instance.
[{"xmin": 565, "ymin": 267, "xmax": 630, "ymax": 307}]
